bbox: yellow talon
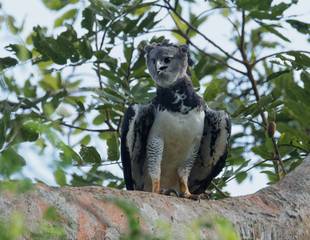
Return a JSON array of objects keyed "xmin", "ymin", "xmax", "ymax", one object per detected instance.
[{"xmin": 152, "ymin": 179, "xmax": 161, "ymax": 193}]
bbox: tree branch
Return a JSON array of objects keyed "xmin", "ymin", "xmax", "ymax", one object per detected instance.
[
  {"xmin": 238, "ymin": 10, "xmax": 286, "ymax": 178},
  {"xmin": 0, "ymin": 155, "xmax": 309, "ymax": 239}
]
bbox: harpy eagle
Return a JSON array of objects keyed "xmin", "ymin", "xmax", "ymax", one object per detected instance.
[{"xmin": 121, "ymin": 42, "xmax": 231, "ymax": 198}]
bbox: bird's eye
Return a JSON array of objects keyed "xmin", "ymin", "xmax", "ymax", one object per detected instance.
[{"xmin": 164, "ymin": 57, "xmax": 171, "ymax": 64}]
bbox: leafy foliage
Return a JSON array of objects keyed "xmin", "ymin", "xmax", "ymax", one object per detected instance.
[{"xmin": 0, "ymin": 0, "xmax": 309, "ymax": 199}]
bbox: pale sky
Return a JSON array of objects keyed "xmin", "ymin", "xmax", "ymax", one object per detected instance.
[{"xmin": 0, "ymin": 0, "xmax": 309, "ymax": 196}]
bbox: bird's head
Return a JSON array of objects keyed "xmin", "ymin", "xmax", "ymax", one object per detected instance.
[{"xmin": 144, "ymin": 42, "xmax": 191, "ymax": 88}]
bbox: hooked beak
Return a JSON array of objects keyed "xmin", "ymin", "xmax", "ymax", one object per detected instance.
[{"xmin": 156, "ymin": 61, "xmax": 168, "ymax": 74}]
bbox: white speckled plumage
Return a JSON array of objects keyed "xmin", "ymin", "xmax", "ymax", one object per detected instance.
[{"xmin": 145, "ymin": 108, "xmax": 205, "ymax": 191}]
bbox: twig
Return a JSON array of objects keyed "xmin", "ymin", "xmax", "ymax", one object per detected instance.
[
  {"xmin": 45, "ymin": 60, "xmax": 90, "ymax": 73},
  {"xmin": 225, "ymin": 159, "xmax": 270, "ymax": 183},
  {"xmin": 60, "ymin": 121, "xmax": 116, "ymax": 133},
  {"xmin": 162, "ymin": 0, "xmax": 244, "ymax": 64},
  {"xmin": 99, "ymin": 24, "xmax": 109, "ymax": 51},
  {"xmin": 104, "ymin": 109, "xmax": 117, "ymax": 131},
  {"xmin": 210, "ymin": 181, "xmax": 229, "ymax": 198},
  {"xmin": 173, "ymin": 29, "xmax": 247, "ymax": 75},
  {"xmin": 227, "ymin": 16, "xmax": 241, "ymax": 39},
  {"xmin": 74, "ymin": 161, "xmax": 122, "ymax": 167},
  {"xmin": 245, "ymin": 118, "xmax": 264, "ymax": 128},
  {"xmin": 94, "ymin": 21, "xmax": 103, "ymax": 89}
]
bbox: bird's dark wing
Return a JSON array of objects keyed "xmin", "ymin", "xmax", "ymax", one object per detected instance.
[
  {"xmin": 121, "ymin": 104, "xmax": 155, "ymax": 190},
  {"xmin": 189, "ymin": 107, "xmax": 231, "ymax": 194}
]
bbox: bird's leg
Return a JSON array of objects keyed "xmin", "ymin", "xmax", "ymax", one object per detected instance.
[
  {"xmin": 178, "ymin": 144, "xmax": 199, "ymax": 199},
  {"xmin": 147, "ymin": 136, "xmax": 164, "ymax": 194},
  {"xmin": 178, "ymin": 175, "xmax": 201, "ymax": 200},
  {"xmin": 177, "ymin": 162, "xmax": 194, "ymax": 199},
  {"xmin": 178, "ymin": 175, "xmax": 192, "ymax": 198},
  {"xmin": 152, "ymin": 179, "xmax": 161, "ymax": 193}
]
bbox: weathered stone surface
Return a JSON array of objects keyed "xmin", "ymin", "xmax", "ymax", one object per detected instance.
[{"xmin": 0, "ymin": 155, "xmax": 309, "ymax": 239}]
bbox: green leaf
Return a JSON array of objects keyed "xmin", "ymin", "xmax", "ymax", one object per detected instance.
[
  {"xmin": 100, "ymin": 67, "xmax": 121, "ymax": 84},
  {"xmin": 54, "ymin": 168, "xmax": 66, "ymax": 186},
  {"xmin": 171, "ymin": 12, "xmax": 188, "ymax": 33},
  {"xmin": 0, "ymin": 213, "xmax": 25, "ymax": 239},
  {"xmin": 89, "ymin": 0, "xmax": 118, "ymax": 19},
  {"xmin": 236, "ymin": 0, "xmax": 272, "ymax": 11},
  {"xmin": 80, "ymin": 135, "xmax": 91, "ymax": 145},
  {"xmin": 43, "ymin": 207, "xmax": 61, "ymax": 222},
  {"xmin": 0, "ymin": 179, "xmax": 33, "ymax": 193},
  {"xmin": 190, "ymin": 12, "xmax": 208, "ymax": 29},
  {"xmin": 266, "ymin": 70, "xmax": 290, "ymax": 82},
  {"xmin": 287, "ymin": 19, "xmax": 310, "ymax": 34},
  {"xmin": 286, "ymin": 51, "xmax": 310, "ymax": 68},
  {"xmin": 252, "ymin": 144, "xmax": 272, "ymax": 159},
  {"xmin": 101, "ymin": 87, "xmax": 125, "ymax": 103},
  {"xmin": 212, "ymin": 217, "xmax": 240, "ymax": 240},
  {"xmin": 95, "ymin": 50, "xmax": 118, "ymax": 68},
  {"xmin": 6, "ymin": 15, "xmax": 23, "ymax": 34},
  {"xmin": 261, "ymin": 170, "xmax": 278, "ymax": 183},
  {"xmin": 5, "ymin": 44, "xmax": 32, "ymax": 61},
  {"xmin": 23, "ymin": 79, "xmax": 37, "ymax": 98},
  {"xmin": 79, "ymin": 37, "xmax": 93, "ymax": 59},
  {"xmin": 110, "ymin": 198, "xmax": 141, "ymax": 236},
  {"xmin": 124, "ymin": 44, "xmax": 133, "ymax": 63},
  {"xmin": 42, "ymin": 0, "xmax": 78, "ymax": 10},
  {"xmin": 81, "ymin": 7, "xmax": 95, "ymax": 34},
  {"xmin": 232, "ymin": 95, "xmax": 275, "ymax": 117},
  {"xmin": 33, "ymin": 26, "xmax": 80, "ymax": 64},
  {"xmin": 137, "ymin": 12, "xmax": 159, "ymax": 32},
  {"xmin": 132, "ymin": 5, "xmax": 151, "ymax": 16},
  {"xmin": 20, "ymin": 122, "xmax": 39, "ymax": 142},
  {"xmin": 0, "ymin": 57, "xmax": 18, "ymax": 71},
  {"xmin": 32, "ymin": 26, "xmax": 66, "ymax": 64},
  {"xmin": 0, "ymin": 148, "xmax": 26, "ymax": 178},
  {"xmin": 258, "ymin": 22, "xmax": 290, "ymax": 42},
  {"xmin": 60, "ymin": 145, "xmax": 82, "ymax": 166},
  {"xmin": 271, "ymin": 2, "xmax": 291, "ymax": 17},
  {"xmin": 54, "ymin": 9, "xmax": 78, "ymax": 27},
  {"xmin": 235, "ymin": 171, "xmax": 247, "ymax": 184},
  {"xmin": 249, "ymin": 2, "xmax": 291, "ymax": 20},
  {"xmin": 300, "ymin": 71, "xmax": 310, "ymax": 91},
  {"xmin": 107, "ymin": 132, "xmax": 119, "ymax": 161},
  {"xmin": 93, "ymin": 114, "xmax": 106, "ymax": 125},
  {"xmin": 273, "ymin": 52, "xmax": 309, "ymax": 70},
  {"xmin": 39, "ymin": 74, "xmax": 62, "ymax": 91},
  {"xmin": 204, "ymin": 78, "xmax": 226, "ymax": 101},
  {"xmin": 80, "ymin": 145, "xmax": 102, "ymax": 164},
  {"xmin": 56, "ymin": 27, "xmax": 79, "ymax": 62}
]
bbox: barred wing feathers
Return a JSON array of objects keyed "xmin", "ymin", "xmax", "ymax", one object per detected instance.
[
  {"xmin": 121, "ymin": 104, "xmax": 155, "ymax": 190},
  {"xmin": 189, "ymin": 108, "xmax": 231, "ymax": 194}
]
